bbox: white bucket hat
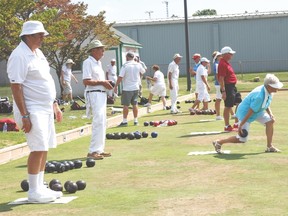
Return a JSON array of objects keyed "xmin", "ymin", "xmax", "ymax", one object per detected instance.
[
  {"xmin": 87, "ymin": 40, "xmax": 105, "ymax": 52},
  {"xmin": 66, "ymin": 59, "xmax": 75, "ymax": 64},
  {"xmin": 264, "ymin": 74, "xmax": 283, "ymax": 89},
  {"xmin": 19, "ymin": 20, "xmax": 49, "ymax": 37}
]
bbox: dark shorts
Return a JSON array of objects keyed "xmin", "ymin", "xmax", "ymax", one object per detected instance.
[
  {"xmin": 224, "ymin": 84, "xmax": 238, "ymax": 107},
  {"xmin": 121, "ymin": 90, "xmax": 139, "ymax": 106}
]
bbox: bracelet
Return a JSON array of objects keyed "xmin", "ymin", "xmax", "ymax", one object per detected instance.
[{"xmin": 22, "ymin": 113, "xmax": 30, "ymax": 119}]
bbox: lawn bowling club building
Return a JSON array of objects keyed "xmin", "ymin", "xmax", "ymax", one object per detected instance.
[{"xmin": 114, "ymin": 10, "xmax": 288, "ymax": 76}]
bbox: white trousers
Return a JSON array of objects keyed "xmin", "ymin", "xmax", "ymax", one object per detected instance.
[
  {"xmin": 86, "ymin": 92, "xmax": 107, "ymax": 153},
  {"xmin": 170, "ymin": 80, "xmax": 179, "ymax": 112}
]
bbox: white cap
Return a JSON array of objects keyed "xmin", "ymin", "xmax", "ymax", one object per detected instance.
[
  {"xmin": 173, "ymin": 53, "xmax": 183, "ymax": 59},
  {"xmin": 221, "ymin": 46, "xmax": 236, "ymax": 55},
  {"xmin": 19, "ymin": 20, "xmax": 49, "ymax": 37},
  {"xmin": 66, "ymin": 59, "xmax": 75, "ymax": 64},
  {"xmin": 111, "ymin": 58, "xmax": 116, "ymax": 62},
  {"xmin": 200, "ymin": 57, "xmax": 210, "ymax": 63},
  {"xmin": 87, "ymin": 40, "xmax": 105, "ymax": 51},
  {"xmin": 264, "ymin": 74, "xmax": 283, "ymax": 89}
]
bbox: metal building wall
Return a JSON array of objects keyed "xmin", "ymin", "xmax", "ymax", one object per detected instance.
[{"xmin": 114, "ymin": 13, "xmax": 288, "ymax": 76}]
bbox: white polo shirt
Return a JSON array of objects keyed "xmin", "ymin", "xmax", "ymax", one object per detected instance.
[
  {"xmin": 62, "ymin": 64, "xmax": 73, "ymax": 82},
  {"xmin": 106, "ymin": 64, "xmax": 117, "ymax": 80},
  {"xmin": 7, "ymin": 41, "xmax": 56, "ymax": 113},
  {"xmin": 167, "ymin": 61, "xmax": 179, "ymax": 82},
  {"xmin": 119, "ymin": 60, "xmax": 145, "ymax": 91},
  {"xmin": 196, "ymin": 64, "xmax": 208, "ymax": 88},
  {"xmin": 82, "ymin": 56, "xmax": 106, "ymax": 91},
  {"xmin": 153, "ymin": 70, "xmax": 165, "ymax": 87}
]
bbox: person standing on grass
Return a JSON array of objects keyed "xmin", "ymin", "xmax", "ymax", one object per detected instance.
[
  {"xmin": 61, "ymin": 59, "xmax": 78, "ymax": 105},
  {"xmin": 144, "ymin": 65, "xmax": 167, "ymax": 112},
  {"xmin": 189, "ymin": 57, "xmax": 211, "ymax": 112},
  {"xmin": 168, "ymin": 53, "xmax": 182, "ymax": 114},
  {"xmin": 83, "ymin": 40, "xmax": 113, "ymax": 160},
  {"xmin": 218, "ymin": 46, "xmax": 239, "ymax": 132},
  {"xmin": 106, "ymin": 58, "xmax": 118, "ymax": 98},
  {"xmin": 135, "ymin": 54, "xmax": 147, "ymax": 97},
  {"xmin": 212, "ymin": 51, "xmax": 223, "ymax": 120},
  {"xmin": 213, "ymin": 74, "xmax": 283, "ymax": 154},
  {"xmin": 190, "ymin": 53, "xmax": 201, "ymax": 105},
  {"xmin": 7, "ymin": 20, "xmax": 63, "ymax": 203},
  {"xmin": 114, "ymin": 51, "xmax": 145, "ymax": 126}
]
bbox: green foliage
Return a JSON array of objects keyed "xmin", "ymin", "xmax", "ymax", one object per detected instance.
[{"xmin": 193, "ymin": 9, "xmax": 217, "ymax": 16}]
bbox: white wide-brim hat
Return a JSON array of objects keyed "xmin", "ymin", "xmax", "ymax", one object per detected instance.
[
  {"xmin": 87, "ymin": 40, "xmax": 105, "ymax": 52},
  {"xmin": 66, "ymin": 59, "xmax": 75, "ymax": 64},
  {"xmin": 19, "ymin": 20, "xmax": 49, "ymax": 37}
]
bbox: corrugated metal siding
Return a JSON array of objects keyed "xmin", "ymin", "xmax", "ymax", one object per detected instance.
[{"xmin": 115, "ymin": 14, "xmax": 288, "ymax": 75}]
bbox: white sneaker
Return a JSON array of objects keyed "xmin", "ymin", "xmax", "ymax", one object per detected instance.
[
  {"xmin": 163, "ymin": 106, "xmax": 166, "ymax": 110},
  {"xmin": 216, "ymin": 116, "xmax": 223, "ymax": 120},
  {"xmin": 42, "ymin": 186, "xmax": 63, "ymax": 199},
  {"xmin": 28, "ymin": 190, "xmax": 57, "ymax": 203},
  {"xmin": 144, "ymin": 103, "xmax": 151, "ymax": 107}
]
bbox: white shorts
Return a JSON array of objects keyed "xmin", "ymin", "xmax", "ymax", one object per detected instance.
[
  {"xmin": 151, "ymin": 85, "xmax": 166, "ymax": 97},
  {"xmin": 197, "ymin": 85, "xmax": 210, "ymax": 102},
  {"xmin": 236, "ymin": 113, "xmax": 272, "ymax": 142},
  {"xmin": 215, "ymin": 85, "xmax": 222, "ymax": 99},
  {"xmin": 14, "ymin": 111, "xmax": 56, "ymax": 151}
]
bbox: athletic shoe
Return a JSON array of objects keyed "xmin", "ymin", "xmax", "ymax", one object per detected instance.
[
  {"xmin": 163, "ymin": 106, "xmax": 166, "ymax": 110},
  {"xmin": 42, "ymin": 187, "xmax": 63, "ymax": 199},
  {"xmin": 233, "ymin": 123, "xmax": 239, "ymax": 129},
  {"xmin": 224, "ymin": 125, "xmax": 233, "ymax": 132},
  {"xmin": 216, "ymin": 116, "xmax": 223, "ymax": 121},
  {"xmin": 28, "ymin": 190, "xmax": 57, "ymax": 203},
  {"xmin": 265, "ymin": 146, "xmax": 281, "ymax": 153},
  {"xmin": 188, "ymin": 108, "xmax": 195, "ymax": 112},
  {"xmin": 170, "ymin": 110, "xmax": 178, "ymax": 114},
  {"xmin": 118, "ymin": 122, "xmax": 128, "ymax": 127},
  {"xmin": 212, "ymin": 141, "xmax": 223, "ymax": 154},
  {"xmin": 143, "ymin": 103, "xmax": 151, "ymax": 107},
  {"xmin": 134, "ymin": 121, "xmax": 139, "ymax": 126}
]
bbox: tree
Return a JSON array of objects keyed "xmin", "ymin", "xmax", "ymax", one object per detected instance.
[
  {"xmin": 0, "ymin": 0, "xmax": 120, "ymax": 92},
  {"xmin": 192, "ymin": 9, "xmax": 217, "ymax": 16}
]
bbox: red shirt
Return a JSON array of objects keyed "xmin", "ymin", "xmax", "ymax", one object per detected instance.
[{"xmin": 218, "ymin": 59, "xmax": 237, "ymax": 84}]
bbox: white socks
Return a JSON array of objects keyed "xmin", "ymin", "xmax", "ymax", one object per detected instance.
[{"xmin": 28, "ymin": 174, "xmax": 39, "ymax": 193}]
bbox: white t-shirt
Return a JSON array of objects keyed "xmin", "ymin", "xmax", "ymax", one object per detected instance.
[
  {"xmin": 167, "ymin": 61, "xmax": 179, "ymax": 83},
  {"xmin": 62, "ymin": 64, "xmax": 73, "ymax": 82},
  {"xmin": 153, "ymin": 70, "xmax": 165, "ymax": 87},
  {"xmin": 82, "ymin": 56, "xmax": 106, "ymax": 91},
  {"xmin": 106, "ymin": 64, "xmax": 117, "ymax": 81},
  {"xmin": 7, "ymin": 41, "xmax": 56, "ymax": 113},
  {"xmin": 119, "ymin": 60, "xmax": 145, "ymax": 91},
  {"xmin": 196, "ymin": 64, "xmax": 208, "ymax": 88}
]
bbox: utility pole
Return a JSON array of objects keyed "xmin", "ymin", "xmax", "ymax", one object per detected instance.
[
  {"xmin": 184, "ymin": 0, "xmax": 191, "ymax": 91},
  {"xmin": 162, "ymin": 1, "xmax": 169, "ymax": 18},
  {"xmin": 145, "ymin": 11, "xmax": 154, "ymax": 19}
]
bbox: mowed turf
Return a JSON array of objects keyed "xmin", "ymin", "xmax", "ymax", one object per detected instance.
[{"xmin": 0, "ymin": 91, "xmax": 288, "ymax": 216}]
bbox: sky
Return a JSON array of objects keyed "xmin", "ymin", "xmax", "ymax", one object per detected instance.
[{"xmin": 71, "ymin": 0, "xmax": 287, "ymax": 22}]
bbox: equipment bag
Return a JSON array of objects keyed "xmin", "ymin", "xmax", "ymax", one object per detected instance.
[{"xmin": 0, "ymin": 97, "xmax": 13, "ymax": 113}]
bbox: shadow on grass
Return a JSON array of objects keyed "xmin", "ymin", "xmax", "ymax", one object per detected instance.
[
  {"xmin": 179, "ymin": 131, "xmax": 227, "ymax": 138},
  {"xmin": 213, "ymin": 152, "xmax": 264, "ymax": 160},
  {"xmin": 0, "ymin": 202, "xmax": 13, "ymax": 213}
]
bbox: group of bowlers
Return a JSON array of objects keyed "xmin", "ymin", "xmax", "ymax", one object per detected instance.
[{"xmin": 7, "ymin": 20, "xmax": 283, "ymax": 203}]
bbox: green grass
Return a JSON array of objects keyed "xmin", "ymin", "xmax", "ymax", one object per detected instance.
[
  {"xmin": 0, "ymin": 91, "xmax": 288, "ymax": 215},
  {"xmin": 1, "ymin": 71, "xmax": 288, "ymax": 148}
]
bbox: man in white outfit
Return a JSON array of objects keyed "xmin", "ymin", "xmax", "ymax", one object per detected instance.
[
  {"xmin": 106, "ymin": 58, "xmax": 118, "ymax": 97},
  {"xmin": 168, "ymin": 53, "xmax": 182, "ymax": 114},
  {"xmin": 83, "ymin": 40, "xmax": 113, "ymax": 160},
  {"xmin": 7, "ymin": 21, "xmax": 63, "ymax": 203}
]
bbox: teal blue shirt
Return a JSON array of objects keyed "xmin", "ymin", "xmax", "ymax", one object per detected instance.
[{"xmin": 236, "ymin": 85, "xmax": 272, "ymax": 123}]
